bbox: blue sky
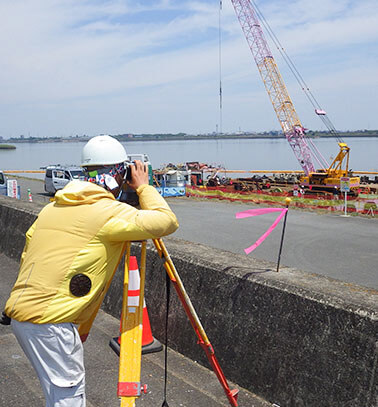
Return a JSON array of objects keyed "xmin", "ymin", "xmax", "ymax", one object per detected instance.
[{"xmin": 0, "ymin": 0, "xmax": 377, "ymax": 138}]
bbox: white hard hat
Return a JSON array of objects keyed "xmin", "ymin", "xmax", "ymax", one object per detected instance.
[{"xmin": 81, "ymin": 135, "xmax": 127, "ymax": 167}]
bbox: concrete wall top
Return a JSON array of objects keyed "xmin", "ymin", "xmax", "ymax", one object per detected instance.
[{"xmin": 0, "ymin": 194, "xmax": 44, "ymax": 215}]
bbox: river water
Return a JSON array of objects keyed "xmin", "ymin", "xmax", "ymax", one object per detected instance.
[{"xmin": 0, "ymin": 137, "xmax": 377, "ymax": 175}]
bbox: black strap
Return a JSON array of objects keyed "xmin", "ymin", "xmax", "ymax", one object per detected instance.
[
  {"xmin": 0, "ymin": 311, "xmax": 11, "ymax": 325},
  {"xmin": 161, "ymin": 269, "xmax": 171, "ymax": 407}
]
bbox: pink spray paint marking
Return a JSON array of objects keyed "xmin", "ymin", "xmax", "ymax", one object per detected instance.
[
  {"xmin": 236, "ymin": 208, "xmax": 288, "ymax": 254},
  {"xmin": 235, "ymin": 207, "xmax": 285, "ymax": 219}
]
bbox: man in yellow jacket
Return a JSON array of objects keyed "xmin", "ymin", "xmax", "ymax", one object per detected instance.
[{"xmin": 3, "ymin": 135, "xmax": 179, "ymax": 407}]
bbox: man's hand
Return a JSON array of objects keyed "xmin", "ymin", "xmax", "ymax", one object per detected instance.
[
  {"xmin": 127, "ymin": 160, "xmax": 149, "ymax": 191},
  {"xmin": 0, "ymin": 311, "xmax": 11, "ymax": 325}
]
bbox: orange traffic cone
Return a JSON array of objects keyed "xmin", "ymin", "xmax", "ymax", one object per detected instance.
[{"xmin": 109, "ymin": 256, "xmax": 163, "ymax": 356}]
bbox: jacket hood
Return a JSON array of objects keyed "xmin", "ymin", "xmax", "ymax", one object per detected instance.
[{"xmin": 54, "ymin": 180, "xmax": 115, "ymax": 206}]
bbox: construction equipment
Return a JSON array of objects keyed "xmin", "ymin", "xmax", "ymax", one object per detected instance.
[{"xmin": 230, "ymin": 0, "xmax": 359, "ymax": 192}]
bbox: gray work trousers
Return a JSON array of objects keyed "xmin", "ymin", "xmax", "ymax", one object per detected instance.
[{"xmin": 12, "ymin": 319, "xmax": 86, "ymax": 407}]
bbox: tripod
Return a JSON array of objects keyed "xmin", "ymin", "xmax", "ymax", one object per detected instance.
[{"xmin": 117, "ymin": 238, "xmax": 239, "ymax": 407}]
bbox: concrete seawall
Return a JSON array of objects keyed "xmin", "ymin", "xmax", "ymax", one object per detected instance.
[{"xmin": 0, "ymin": 195, "xmax": 377, "ymax": 407}]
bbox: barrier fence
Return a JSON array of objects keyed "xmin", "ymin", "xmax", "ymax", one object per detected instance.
[{"xmin": 186, "ymin": 186, "xmax": 378, "ymax": 215}]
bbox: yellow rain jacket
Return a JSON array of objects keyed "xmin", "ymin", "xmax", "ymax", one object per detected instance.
[{"xmin": 5, "ymin": 180, "xmax": 178, "ymax": 334}]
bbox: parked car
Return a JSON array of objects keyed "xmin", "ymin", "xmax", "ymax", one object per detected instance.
[
  {"xmin": 0, "ymin": 171, "xmax": 6, "ymax": 186},
  {"xmin": 43, "ymin": 165, "xmax": 85, "ymax": 195}
]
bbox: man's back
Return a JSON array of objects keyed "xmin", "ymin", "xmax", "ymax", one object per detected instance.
[{"xmin": 5, "ymin": 180, "xmax": 178, "ymax": 325}]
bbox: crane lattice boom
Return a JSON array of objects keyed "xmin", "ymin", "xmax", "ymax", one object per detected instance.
[{"xmin": 231, "ymin": 0, "xmax": 315, "ymax": 174}]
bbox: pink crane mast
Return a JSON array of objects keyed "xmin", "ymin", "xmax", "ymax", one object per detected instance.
[{"xmin": 230, "ymin": 0, "xmax": 315, "ymax": 175}]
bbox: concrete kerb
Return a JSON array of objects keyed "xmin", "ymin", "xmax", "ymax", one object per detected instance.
[{"xmin": 0, "ymin": 195, "xmax": 377, "ymax": 407}]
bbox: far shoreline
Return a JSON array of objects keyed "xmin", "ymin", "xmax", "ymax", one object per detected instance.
[{"xmin": 3, "ymin": 131, "xmax": 378, "ymax": 144}]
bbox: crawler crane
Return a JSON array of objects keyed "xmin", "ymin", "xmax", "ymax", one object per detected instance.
[{"xmin": 230, "ymin": 0, "xmax": 360, "ymax": 191}]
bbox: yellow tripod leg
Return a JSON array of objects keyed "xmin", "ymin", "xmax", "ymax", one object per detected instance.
[{"xmin": 118, "ymin": 241, "xmax": 147, "ymax": 406}]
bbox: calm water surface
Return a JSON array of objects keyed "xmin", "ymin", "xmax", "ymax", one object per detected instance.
[{"xmin": 0, "ymin": 137, "xmax": 377, "ymax": 174}]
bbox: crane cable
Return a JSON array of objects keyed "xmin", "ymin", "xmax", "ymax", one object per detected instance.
[{"xmin": 250, "ymin": 0, "xmax": 344, "ymax": 144}]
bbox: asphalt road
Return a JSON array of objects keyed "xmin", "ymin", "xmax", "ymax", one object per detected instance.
[{"xmin": 11, "ymin": 176, "xmax": 378, "ymax": 290}]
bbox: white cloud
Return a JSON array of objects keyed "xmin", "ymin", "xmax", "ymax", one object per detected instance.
[{"xmin": 256, "ymin": 0, "xmax": 378, "ymax": 53}]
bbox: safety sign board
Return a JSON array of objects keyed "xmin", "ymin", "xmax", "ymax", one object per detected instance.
[
  {"xmin": 7, "ymin": 180, "xmax": 18, "ymax": 198},
  {"xmin": 156, "ymin": 187, "xmax": 186, "ymax": 197},
  {"xmin": 340, "ymin": 177, "xmax": 350, "ymax": 192}
]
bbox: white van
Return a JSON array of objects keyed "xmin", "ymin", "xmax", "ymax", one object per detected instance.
[
  {"xmin": 0, "ymin": 171, "xmax": 6, "ymax": 186},
  {"xmin": 0, "ymin": 171, "xmax": 7, "ymax": 196},
  {"xmin": 44, "ymin": 165, "xmax": 85, "ymax": 195}
]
